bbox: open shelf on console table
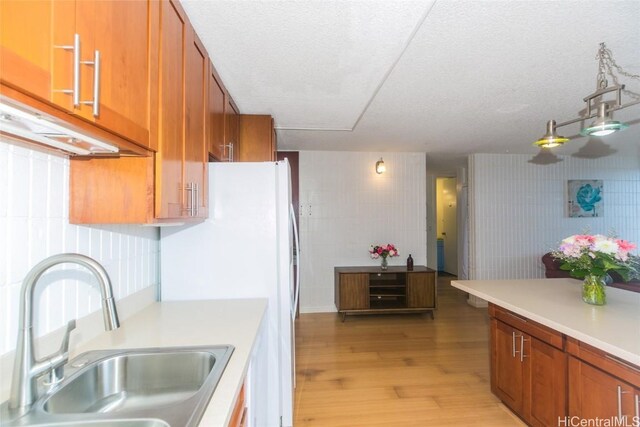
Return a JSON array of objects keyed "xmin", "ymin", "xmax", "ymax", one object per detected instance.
[{"xmin": 334, "ymin": 266, "xmax": 437, "ymax": 321}]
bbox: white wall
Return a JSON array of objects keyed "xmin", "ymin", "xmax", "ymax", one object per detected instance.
[
  {"xmin": 468, "ymin": 153, "xmax": 640, "ymax": 280},
  {"xmin": 299, "ymin": 151, "xmax": 427, "ymax": 312},
  {"xmin": 0, "ymin": 140, "xmax": 160, "ymax": 356}
]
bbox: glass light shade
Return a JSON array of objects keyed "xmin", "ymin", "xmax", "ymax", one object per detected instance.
[
  {"xmin": 533, "ymin": 120, "xmax": 569, "ymax": 148},
  {"xmin": 375, "ymin": 158, "xmax": 386, "ymax": 174},
  {"xmin": 580, "ymin": 120, "xmax": 629, "ymax": 137},
  {"xmin": 533, "ymin": 135, "xmax": 569, "ymax": 148}
]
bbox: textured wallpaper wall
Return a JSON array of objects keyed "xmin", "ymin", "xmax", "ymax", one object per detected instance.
[
  {"xmin": 299, "ymin": 151, "xmax": 427, "ymax": 312},
  {"xmin": 468, "ymin": 153, "xmax": 640, "ymax": 280}
]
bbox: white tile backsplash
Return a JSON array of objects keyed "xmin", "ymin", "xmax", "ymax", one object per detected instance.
[
  {"xmin": 299, "ymin": 151, "xmax": 427, "ymax": 312},
  {"xmin": 468, "ymin": 153, "xmax": 640, "ymax": 280},
  {"xmin": 0, "ymin": 139, "xmax": 160, "ymax": 356}
]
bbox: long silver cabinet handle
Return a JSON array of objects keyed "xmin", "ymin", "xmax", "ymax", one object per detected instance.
[
  {"xmin": 617, "ymin": 385, "xmax": 631, "ymax": 420},
  {"xmin": 520, "ymin": 335, "xmax": 529, "ymax": 362},
  {"xmin": 53, "ymin": 33, "xmax": 81, "ymax": 106},
  {"xmin": 635, "ymin": 394, "xmax": 639, "ymax": 420},
  {"xmin": 80, "ymin": 50, "xmax": 101, "ymax": 116},
  {"xmin": 189, "ymin": 182, "xmax": 196, "ymax": 216},
  {"xmin": 93, "ymin": 50, "xmax": 101, "ymax": 116},
  {"xmin": 194, "ymin": 183, "xmax": 199, "ymax": 217},
  {"xmin": 512, "ymin": 332, "xmax": 516, "ymax": 358}
]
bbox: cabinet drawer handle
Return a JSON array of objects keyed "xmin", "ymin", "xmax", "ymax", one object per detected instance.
[{"xmin": 604, "ymin": 354, "xmax": 640, "ymax": 373}]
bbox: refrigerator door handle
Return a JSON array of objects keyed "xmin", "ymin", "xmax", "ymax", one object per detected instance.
[{"xmin": 290, "ymin": 204, "xmax": 300, "ymax": 320}]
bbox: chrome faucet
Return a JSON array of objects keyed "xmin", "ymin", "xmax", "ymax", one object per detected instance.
[{"xmin": 8, "ymin": 253, "xmax": 120, "ymax": 412}]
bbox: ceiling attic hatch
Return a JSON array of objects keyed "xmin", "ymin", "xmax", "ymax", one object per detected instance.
[{"xmin": 0, "ymin": 96, "xmax": 119, "ymax": 156}]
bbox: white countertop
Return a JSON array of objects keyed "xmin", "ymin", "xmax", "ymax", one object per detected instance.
[
  {"xmin": 450, "ymin": 278, "xmax": 640, "ymax": 366},
  {"xmin": 73, "ymin": 298, "xmax": 268, "ymax": 427}
]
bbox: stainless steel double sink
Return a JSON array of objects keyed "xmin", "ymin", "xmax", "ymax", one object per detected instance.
[{"xmin": 1, "ymin": 345, "xmax": 234, "ymax": 427}]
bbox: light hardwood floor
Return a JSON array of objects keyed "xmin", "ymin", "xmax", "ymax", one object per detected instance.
[{"xmin": 294, "ymin": 275, "xmax": 526, "ymax": 426}]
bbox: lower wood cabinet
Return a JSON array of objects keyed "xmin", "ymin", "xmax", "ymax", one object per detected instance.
[
  {"xmin": 568, "ymin": 357, "xmax": 638, "ymax": 421},
  {"xmin": 334, "ymin": 266, "xmax": 436, "ymax": 320},
  {"xmin": 489, "ymin": 303, "xmax": 640, "ymax": 426},
  {"xmin": 228, "ymin": 383, "xmax": 247, "ymax": 427},
  {"xmin": 567, "ymin": 337, "xmax": 640, "ymax": 423},
  {"xmin": 490, "ymin": 312, "xmax": 566, "ymax": 426}
]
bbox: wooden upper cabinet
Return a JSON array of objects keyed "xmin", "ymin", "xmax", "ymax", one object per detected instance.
[
  {"xmin": 71, "ymin": 0, "xmax": 210, "ymax": 224},
  {"xmin": 154, "ymin": 0, "xmax": 208, "ymax": 220},
  {"xmin": 73, "ymin": 0, "xmax": 151, "ymax": 147},
  {"xmin": 208, "ymin": 63, "xmax": 225, "ymax": 161},
  {"xmin": 224, "ymin": 95, "xmax": 240, "ymax": 161},
  {"xmin": 155, "ymin": 0, "xmax": 185, "ymax": 219},
  {"xmin": 1, "ymin": 1, "xmax": 71, "ymax": 104},
  {"xmin": 1, "ymin": 0, "xmax": 151, "ymax": 149},
  {"xmin": 184, "ymin": 28, "xmax": 208, "ymax": 218},
  {"xmin": 238, "ymin": 115, "xmax": 276, "ymax": 162}
]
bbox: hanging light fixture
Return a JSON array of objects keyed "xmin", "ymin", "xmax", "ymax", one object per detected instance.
[
  {"xmin": 533, "ymin": 42, "xmax": 640, "ymax": 148},
  {"xmin": 533, "ymin": 120, "xmax": 569, "ymax": 148},
  {"xmin": 580, "ymin": 102, "xmax": 629, "ymax": 137},
  {"xmin": 375, "ymin": 157, "xmax": 386, "ymax": 174}
]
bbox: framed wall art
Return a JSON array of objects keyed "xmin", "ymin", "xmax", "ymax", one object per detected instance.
[{"xmin": 567, "ymin": 180, "xmax": 603, "ymax": 218}]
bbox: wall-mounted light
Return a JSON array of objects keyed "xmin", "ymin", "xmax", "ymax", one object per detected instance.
[{"xmin": 375, "ymin": 157, "xmax": 386, "ymax": 174}]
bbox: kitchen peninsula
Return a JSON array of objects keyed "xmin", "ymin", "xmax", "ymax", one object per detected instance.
[{"xmin": 451, "ymin": 278, "xmax": 640, "ymax": 426}]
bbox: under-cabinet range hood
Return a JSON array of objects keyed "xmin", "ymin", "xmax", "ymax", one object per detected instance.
[{"xmin": 0, "ymin": 96, "xmax": 119, "ymax": 155}]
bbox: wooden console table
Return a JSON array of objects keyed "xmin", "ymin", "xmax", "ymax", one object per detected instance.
[{"xmin": 334, "ymin": 266, "xmax": 437, "ymax": 320}]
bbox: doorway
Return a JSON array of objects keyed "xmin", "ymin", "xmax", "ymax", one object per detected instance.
[{"xmin": 436, "ymin": 177, "xmax": 458, "ymax": 275}]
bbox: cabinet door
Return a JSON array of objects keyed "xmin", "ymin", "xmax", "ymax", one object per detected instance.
[
  {"xmin": 184, "ymin": 28, "xmax": 208, "ymax": 218},
  {"xmin": 406, "ymin": 272, "xmax": 435, "ymax": 308},
  {"xmin": 1, "ymin": 0, "xmax": 74, "ymax": 108},
  {"xmin": 528, "ymin": 337, "xmax": 567, "ymax": 426},
  {"xmin": 238, "ymin": 115, "xmax": 275, "ymax": 162},
  {"xmin": 208, "ymin": 63, "xmax": 225, "ymax": 161},
  {"xmin": 569, "ymin": 356, "xmax": 636, "ymax": 420},
  {"xmin": 73, "ymin": 0, "xmax": 150, "ymax": 147},
  {"xmin": 339, "ymin": 273, "xmax": 369, "ymax": 310},
  {"xmin": 224, "ymin": 96, "xmax": 239, "ymax": 161},
  {"xmin": 491, "ymin": 319, "xmax": 525, "ymax": 415},
  {"xmin": 155, "ymin": 0, "xmax": 186, "ymax": 219}
]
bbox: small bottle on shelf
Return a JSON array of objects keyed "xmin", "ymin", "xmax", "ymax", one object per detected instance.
[{"xmin": 407, "ymin": 254, "xmax": 414, "ymax": 271}]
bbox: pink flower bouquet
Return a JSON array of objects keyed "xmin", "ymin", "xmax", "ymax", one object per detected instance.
[
  {"xmin": 369, "ymin": 244, "xmax": 399, "ymax": 260},
  {"xmin": 552, "ymin": 234, "xmax": 639, "ymax": 281}
]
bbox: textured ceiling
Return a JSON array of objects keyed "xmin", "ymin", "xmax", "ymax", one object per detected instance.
[{"xmin": 182, "ymin": 0, "xmax": 640, "ymax": 173}]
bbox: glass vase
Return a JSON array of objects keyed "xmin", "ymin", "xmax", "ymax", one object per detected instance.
[
  {"xmin": 380, "ymin": 256, "xmax": 388, "ymax": 270},
  {"xmin": 582, "ymin": 274, "xmax": 607, "ymax": 306}
]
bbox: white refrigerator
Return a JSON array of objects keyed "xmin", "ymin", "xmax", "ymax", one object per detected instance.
[{"xmin": 160, "ymin": 161, "xmax": 299, "ymax": 427}]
